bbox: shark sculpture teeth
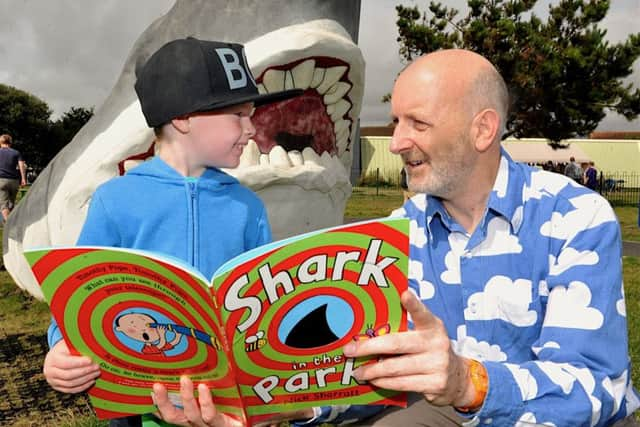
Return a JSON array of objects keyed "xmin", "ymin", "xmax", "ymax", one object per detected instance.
[
  {"xmin": 256, "ymin": 60, "xmax": 354, "ymax": 157},
  {"xmin": 232, "ymin": 139, "xmax": 347, "ymax": 176}
]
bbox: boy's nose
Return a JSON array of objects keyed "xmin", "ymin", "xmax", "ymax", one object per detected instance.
[{"xmin": 244, "ymin": 117, "xmax": 256, "ymax": 138}]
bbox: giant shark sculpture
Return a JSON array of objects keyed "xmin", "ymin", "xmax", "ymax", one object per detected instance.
[{"xmin": 3, "ymin": 0, "xmax": 364, "ymax": 300}]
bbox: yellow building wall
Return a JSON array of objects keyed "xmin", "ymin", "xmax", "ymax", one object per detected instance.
[
  {"xmin": 570, "ymin": 140, "xmax": 640, "ymax": 174},
  {"xmin": 360, "ymin": 137, "xmax": 640, "ymax": 182},
  {"xmin": 360, "ymin": 137, "xmax": 404, "ymax": 183}
]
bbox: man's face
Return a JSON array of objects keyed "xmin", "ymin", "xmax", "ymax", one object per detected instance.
[
  {"xmin": 115, "ymin": 313, "xmax": 159, "ymax": 343},
  {"xmin": 389, "ymin": 69, "xmax": 476, "ymax": 199},
  {"xmin": 185, "ymin": 102, "xmax": 255, "ymax": 170}
]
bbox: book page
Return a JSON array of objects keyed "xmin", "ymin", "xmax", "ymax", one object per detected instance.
[
  {"xmin": 25, "ymin": 247, "xmax": 244, "ymax": 421},
  {"xmin": 212, "ymin": 218, "xmax": 409, "ymax": 424}
]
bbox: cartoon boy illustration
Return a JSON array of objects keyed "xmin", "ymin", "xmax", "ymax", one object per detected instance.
[{"xmin": 114, "ymin": 312, "xmax": 183, "ymax": 355}]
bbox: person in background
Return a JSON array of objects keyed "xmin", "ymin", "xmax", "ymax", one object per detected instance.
[
  {"xmin": 585, "ymin": 160, "xmax": 599, "ymax": 191},
  {"xmin": 298, "ymin": 49, "xmax": 639, "ymax": 427},
  {"xmin": 563, "ymin": 156, "xmax": 583, "ymax": 183},
  {"xmin": 0, "ymin": 134, "xmax": 27, "ymax": 223}
]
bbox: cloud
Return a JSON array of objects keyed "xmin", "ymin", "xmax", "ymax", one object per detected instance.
[
  {"xmin": 410, "ymin": 194, "xmax": 427, "ymax": 212},
  {"xmin": 535, "ymin": 361, "xmax": 576, "ymax": 394},
  {"xmin": 538, "ymin": 280, "xmax": 549, "ymax": 297},
  {"xmin": 544, "ymin": 281, "xmax": 604, "ymax": 330},
  {"xmin": 494, "ymin": 156, "xmax": 509, "ymax": 198},
  {"xmin": 604, "ymin": 369, "xmax": 628, "ymax": 417},
  {"xmin": 388, "ymin": 207, "xmax": 406, "ymax": 218},
  {"xmin": 471, "ymin": 216, "xmax": 522, "ymax": 256},
  {"xmin": 440, "ymin": 232, "xmax": 467, "ymax": 284},
  {"xmin": 515, "ymin": 412, "xmax": 556, "ymax": 427},
  {"xmin": 409, "ymin": 219, "xmax": 427, "ymax": 248},
  {"xmin": 561, "ymin": 364, "xmax": 602, "ymax": 426},
  {"xmin": 548, "ymin": 247, "xmax": 599, "ymax": 276},
  {"xmin": 617, "ymin": 281, "xmax": 626, "ymax": 317},
  {"xmin": 409, "ymin": 260, "xmax": 435, "ymax": 300},
  {"xmin": 523, "ymin": 170, "xmax": 571, "ymax": 201},
  {"xmin": 464, "ymin": 275, "xmax": 537, "ymax": 327},
  {"xmin": 532, "ymin": 340, "xmax": 560, "ymax": 356},
  {"xmin": 505, "ymin": 363, "xmax": 538, "ymax": 401},
  {"xmin": 511, "ymin": 205, "xmax": 524, "ymax": 233},
  {"xmin": 625, "ymin": 380, "xmax": 640, "ymax": 417},
  {"xmin": 450, "ymin": 325, "xmax": 507, "ymax": 362},
  {"xmin": 540, "ymin": 194, "xmax": 616, "ymax": 242}
]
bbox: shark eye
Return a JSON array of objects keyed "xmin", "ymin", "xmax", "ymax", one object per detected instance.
[{"xmin": 277, "ymin": 295, "xmax": 354, "ymax": 349}]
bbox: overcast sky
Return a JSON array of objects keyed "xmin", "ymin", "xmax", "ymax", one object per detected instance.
[{"xmin": 1, "ymin": 0, "xmax": 638, "ymax": 131}]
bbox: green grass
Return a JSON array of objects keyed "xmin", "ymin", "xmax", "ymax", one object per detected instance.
[
  {"xmin": 625, "ymin": 256, "xmax": 640, "ymax": 394},
  {"xmin": 617, "ymin": 206, "xmax": 640, "ymax": 242},
  {"xmin": 1, "ymin": 188, "xmax": 639, "ymax": 425}
]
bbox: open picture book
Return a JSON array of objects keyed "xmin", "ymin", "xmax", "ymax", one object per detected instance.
[{"xmin": 24, "ymin": 218, "xmax": 409, "ymax": 425}]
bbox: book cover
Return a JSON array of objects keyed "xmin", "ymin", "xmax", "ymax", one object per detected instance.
[{"xmin": 24, "ymin": 217, "xmax": 410, "ymax": 425}]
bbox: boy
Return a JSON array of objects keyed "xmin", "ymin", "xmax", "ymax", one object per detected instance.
[{"xmin": 42, "ymin": 37, "xmax": 302, "ymax": 427}]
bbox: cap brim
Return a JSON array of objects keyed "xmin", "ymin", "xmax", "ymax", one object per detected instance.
[{"xmin": 194, "ymin": 88, "xmax": 303, "ymax": 114}]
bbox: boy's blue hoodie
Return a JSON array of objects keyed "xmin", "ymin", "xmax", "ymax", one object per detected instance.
[{"xmin": 47, "ymin": 156, "xmax": 271, "ymax": 346}]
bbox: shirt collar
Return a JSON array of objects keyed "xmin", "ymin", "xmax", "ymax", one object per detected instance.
[{"xmin": 423, "ymin": 147, "xmax": 526, "ymax": 235}]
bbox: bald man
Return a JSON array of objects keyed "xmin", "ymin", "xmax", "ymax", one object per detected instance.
[{"xmin": 297, "ymin": 50, "xmax": 639, "ymax": 427}]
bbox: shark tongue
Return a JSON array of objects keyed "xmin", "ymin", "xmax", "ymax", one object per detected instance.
[{"xmin": 252, "ymin": 90, "xmax": 336, "ymax": 156}]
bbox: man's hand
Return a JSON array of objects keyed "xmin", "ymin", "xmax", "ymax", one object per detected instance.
[
  {"xmin": 152, "ymin": 377, "xmax": 243, "ymax": 427},
  {"xmin": 343, "ymin": 290, "xmax": 477, "ymax": 408},
  {"xmin": 43, "ymin": 340, "xmax": 101, "ymax": 393}
]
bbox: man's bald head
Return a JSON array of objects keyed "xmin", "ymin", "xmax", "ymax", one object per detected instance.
[{"xmin": 397, "ymin": 49, "xmax": 509, "ymax": 138}]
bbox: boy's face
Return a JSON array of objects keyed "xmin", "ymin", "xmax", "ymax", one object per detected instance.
[{"xmin": 186, "ymin": 102, "xmax": 256, "ymax": 169}]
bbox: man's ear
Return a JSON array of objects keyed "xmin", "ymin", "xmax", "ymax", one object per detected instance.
[
  {"xmin": 170, "ymin": 115, "xmax": 191, "ymax": 134},
  {"xmin": 471, "ymin": 109, "xmax": 500, "ymax": 153}
]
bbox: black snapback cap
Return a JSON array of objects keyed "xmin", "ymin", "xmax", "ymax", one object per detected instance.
[{"xmin": 135, "ymin": 37, "xmax": 302, "ymax": 127}]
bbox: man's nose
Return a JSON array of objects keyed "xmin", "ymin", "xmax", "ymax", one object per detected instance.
[{"xmin": 389, "ymin": 124, "xmax": 412, "ymax": 154}]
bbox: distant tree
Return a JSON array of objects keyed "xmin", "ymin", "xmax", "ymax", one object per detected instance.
[
  {"xmin": 0, "ymin": 84, "xmax": 51, "ymax": 168},
  {"xmin": 0, "ymin": 84, "xmax": 94, "ymax": 173},
  {"xmin": 393, "ymin": 0, "xmax": 640, "ymax": 142},
  {"xmin": 48, "ymin": 106, "xmax": 94, "ymax": 168}
]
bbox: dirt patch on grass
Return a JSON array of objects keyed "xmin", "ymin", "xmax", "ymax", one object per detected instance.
[{"xmin": 0, "ymin": 330, "xmax": 95, "ymax": 425}]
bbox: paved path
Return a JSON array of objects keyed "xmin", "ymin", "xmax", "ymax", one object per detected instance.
[{"xmin": 623, "ymin": 241, "xmax": 640, "ymax": 257}]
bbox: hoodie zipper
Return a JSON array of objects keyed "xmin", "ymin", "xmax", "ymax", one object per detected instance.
[{"xmin": 186, "ymin": 178, "xmax": 199, "ymax": 270}]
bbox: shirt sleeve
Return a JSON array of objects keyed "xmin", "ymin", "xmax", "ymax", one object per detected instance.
[
  {"xmin": 47, "ymin": 191, "xmax": 119, "ymax": 348},
  {"xmin": 471, "ymin": 199, "xmax": 637, "ymax": 426}
]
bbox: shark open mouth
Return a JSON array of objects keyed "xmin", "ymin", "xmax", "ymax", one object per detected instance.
[{"xmin": 252, "ymin": 56, "xmax": 353, "ymax": 158}]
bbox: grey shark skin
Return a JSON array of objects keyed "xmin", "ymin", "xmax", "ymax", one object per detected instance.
[{"xmin": 4, "ymin": 0, "xmax": 364, "ymax": 299}]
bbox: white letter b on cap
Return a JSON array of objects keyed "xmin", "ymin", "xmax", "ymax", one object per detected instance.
[{"xmin": 215, "ymin": 48, "xmax": 247, "ymax": 90}]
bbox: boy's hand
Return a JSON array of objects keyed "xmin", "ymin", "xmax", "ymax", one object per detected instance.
[
  {"xmin": 43, "ymin": 340, "xmax": 101, "ymax": 393},
  {"xmin": 152, "ymin": 376, "xmax": 243, "ymax": 427}
]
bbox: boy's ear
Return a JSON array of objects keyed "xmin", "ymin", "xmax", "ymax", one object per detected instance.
[{"xmin": 170, "ymin": 116, "xmax": 191, "ymax": 134}]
